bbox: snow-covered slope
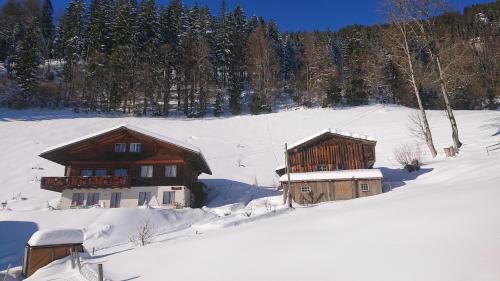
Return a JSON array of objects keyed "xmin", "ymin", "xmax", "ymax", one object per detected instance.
[{"xmin": 0, "ymin": 105, "xmax": 499, "ymax": 281}]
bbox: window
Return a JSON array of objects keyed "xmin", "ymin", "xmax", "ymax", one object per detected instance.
[
  {"xmin": 141, "ymin": 165, "xmax": 154, "ymax": 178},
  {"xmin": 110, "ymin": 192, "xmax": 121, "ymax": 208},
  {"xmin": 162, "ymin": 191, "xmax": 176, "ymax": 205},
  {"xmin": 165, "ymin": 165, "xmax": 177, "ymax": 177},
  {"xmin": 360, "ymin": 183, "xmax": 369, "ymax": 192},
  {"xmin": 80, "ymin": 169, "xmax": 93, "ymax": 177},
  {"xmin": 71, "ymin": 193, "xmax": 84, "ymax": 207},
  {"xmin": 86, "ymin": 193, "xmax": 100, "ymax": 206},
  {"xmin": 114, "ymin": 168, "xmax": 128, "ymax": 176},
  {"xmin": 301, "ymin": 186, "xmax": 311, "ymax": 193},
  {"xmin": 95, "ymin": 169, "xmax": 107, "ymax": 176},
  {"xmin": 138, "ymin": 192, "xmax": 152, "ymax": 206},
  {"xmin": 115, "ymin": 143, "xmax": 126, "ymax": 152},
  {"xmin": 130, "ymin": 143, "xmax": 142, "ymax": 153},
  {"xmin": 317, "ymin": 164, "xmax": 328, "ymax": 171}
]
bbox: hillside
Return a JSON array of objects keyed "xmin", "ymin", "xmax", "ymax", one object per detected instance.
[{"xmin": 0, "ymin": 105, "xmax": 499, "ymax": 280}]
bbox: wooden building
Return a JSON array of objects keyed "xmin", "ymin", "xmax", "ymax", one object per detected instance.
[
  {"xmin": 39, "ymin": 124, "xmax": 211, "ymax": 209},
  {"xmin": 277, "ymin": 129, "xmax": 382, "ymax": 204},
  {"xmin": 22, "ymin": 229, "xmax": 84, "ymax": 278}
]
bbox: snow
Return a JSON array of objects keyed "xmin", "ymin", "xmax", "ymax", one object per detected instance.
[
  {"xmin": 28, "ymin": 229, "xmax": 83, "ymax": 246},
  {"xmin": 287, "ymin": 128, "xmax": 376, "ymax": 150},
  {"xmin": 279, "ymin": 169, "xmax": 383, "ymax": 182},
  {"xmin": 0, "ymin": 105, "xmax": 499, "ymax": 281}
]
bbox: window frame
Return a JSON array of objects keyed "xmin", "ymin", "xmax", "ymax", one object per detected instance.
[
  {"xmin": 141, "ymin": 165, "xmax": 154, "ymax": 178},
  {"xmin": 110, "ymin": 192, "xmax": 121, "ymax": 208},
  {"xmin": 114, "ymin": 168, "xmax": 128, "ymax": 176},
  {"xmin": 130, "ymin": 143, "xmax": 142, "ymax": 153},
  {"xmin": 360, "ymin": 183, "xmax": 370, "ymax": 192},
  {"xmin": 317, "ymin": 164, "xmax": 328, "ymax": 171},
  {"xmin": 165, "ymin": 165, "xmax": 177, "ymax": 178},
  {"xmin": 162, "ymin": 191, "xmax": 176, "ymax": 205},
  {"xmin": 94, "ymin": 168, "xmax": 107, "ymax": 176},
  {"xmin": 114, "ymin": 143, "xmax": 127, "ymax": 153},
  {"xmin": 301, "ymin": 186, "xmax": 311, "ymax": 193},
  {"xmin": 138, "ymin": 192, "xmax": 152, "ymax": 206},
  {"xmin": 71, "ymin": 193, "xmax": 84, "ymax": 207},
  {"xmin": 86, "ymin": 192, "xmax": 100, "ymax": 206},
  {"xmin": 80, "ymin": 169, "xmax": 93, "ymax": 177}
]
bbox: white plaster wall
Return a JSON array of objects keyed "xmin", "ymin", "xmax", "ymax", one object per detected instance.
[{"xmin": 60, "ymin": 186, "xmax": 190, "ymax": 209}]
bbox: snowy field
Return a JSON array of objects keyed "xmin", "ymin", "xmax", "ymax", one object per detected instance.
[{"xmin": 0, "ymin": 105, "xmax": 499, "ymax": 280}]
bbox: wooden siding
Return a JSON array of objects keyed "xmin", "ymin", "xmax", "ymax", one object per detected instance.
[
  {"xmin": 40, "ymin": 127, "xmax": 208, "ymax": 192},
  {"xmin": 287, "ymin": 134, "xmax": 376, "ymax": 174},
  {"xmin": 41, "ymin": 176, "xmax": 130, "ymax": 192},
  {"xmin": 23, "ymin": 244, "xmax": 83, "ymax": 277},
  {"xmin": 285, "ymin": 179, "xmax": 382, "ymax": 204}
]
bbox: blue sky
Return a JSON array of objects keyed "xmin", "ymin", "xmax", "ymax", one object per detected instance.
[{"xmin": 1, "ymin": 0, "xmax": 495, "ymax": 31}]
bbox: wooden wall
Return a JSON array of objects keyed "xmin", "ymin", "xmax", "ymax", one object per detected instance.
[
  {"xmin": 285, "ymin": 178, "xmax": 382, "ymax": 204},
  {"xmin": 23, "ymin": 244, "xmax": 83, "ymax": 277},
  {"xmin": 288, "ymin": 134, "xmax": 376, "ymax": 173}
]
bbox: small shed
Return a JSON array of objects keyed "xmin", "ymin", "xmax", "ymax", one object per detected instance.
[
  {"xmin": 22, "ymin": 228, "xmax": 84, "ymax": 278},
  {"xmin": 279, "ymin": 169, "xmax": 383, "ymax": 204}
]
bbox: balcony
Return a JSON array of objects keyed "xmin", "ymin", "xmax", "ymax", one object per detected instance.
[{"xmin": 41, "ymin": 176, "xmax": 131, "ymax": 192}]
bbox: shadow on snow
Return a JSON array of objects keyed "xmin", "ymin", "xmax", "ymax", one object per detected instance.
[
  {"xmin": 201, "ymin": 179, "xmax": 282, "ymax": 208},
  {"xmin": 379, "ymin": 167, "xmax": 434, "ymax": 192},
  {"xmin": 0, "ymin": 221, "xmax": 38, "ymax": 270}
]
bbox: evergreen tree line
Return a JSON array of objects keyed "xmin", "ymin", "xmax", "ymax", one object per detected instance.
[{"xmin": 0, "ymin": 0, "xmax": 498, "ymax": 115}]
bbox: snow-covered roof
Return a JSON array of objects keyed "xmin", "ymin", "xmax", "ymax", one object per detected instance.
[
  {"xmin": 40, "ymin": 124, "xmax": 211, "ymax": 174},
  {"xmin": 28, "ymin": 228, "xmax": 84, "ymax": 246},
  {"xmin": 287, "ymin": 128, "xmax": 376, "ymax": 150},
  {"xmin": 40, "ymin": 124, "xmax": 201, "ymax": 155},
  {"xmin": 279, "ymin": 169, "xmax": 382, "ymax": 182}
]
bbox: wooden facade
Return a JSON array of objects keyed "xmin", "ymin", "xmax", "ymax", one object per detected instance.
[
  {"xmin": 287, "ymin": 178, "xmax": 382, "ymax": 205},
  {"xmin": 39, "ymin": 125, "xmax": 211, "ymax": 208},
  {"xmin": 277, "ymin": 131, "xmax": 376, "ymax": 176},
  {"xmin": 278, "ymin": 129, "xmax": 382, "ymax": 204},
  {"xmin": 22, "ymin": 243, "xmax": 84, "ymax": 278}
]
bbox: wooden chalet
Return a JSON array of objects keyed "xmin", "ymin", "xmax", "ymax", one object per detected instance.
[
  {"xmin": 277, "ymin": 129, "xmax": 382, "ymax": 204},
  {"xmin": 39, "ymin": 124, "xmax": 211, "ymax": 209}
]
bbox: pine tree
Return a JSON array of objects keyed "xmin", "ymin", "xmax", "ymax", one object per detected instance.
[
  {"xmin": 14, "ymin": 17, "xmax": 41, "ymax": 107},
  {"xmin": 136, "ymin": 0, "xmax": 160, "ymax": 114},
  {"xmin": 40, "ymin": 0, "xmax": 54, "ymax": 59},
  {"xmin": 227, "ymin": 5, "xmax": 247, "ymax": 115},
  {"xmin": 59, "ymin": 0, "xmax": 85, "ymax": 106}
]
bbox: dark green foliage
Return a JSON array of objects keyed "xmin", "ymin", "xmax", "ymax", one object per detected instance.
[
  {"xmin": 14, "ymin": 18, "xmax": 41, "ymax": 106},
  {"xmin": 323, "ymin": 79, "xmax": 342, "ymax": 107},
  {"xmin": 0, "ymin": 0, "xmax": 498, "ymax": 112},
  {"xmin": 345, "ymin": 79, "xmax": 369, "ymax": 106}
]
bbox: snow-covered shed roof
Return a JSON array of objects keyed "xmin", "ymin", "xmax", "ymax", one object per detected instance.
[
  {"xmin": 39, "ymin": 124, "xmax": 212, "ymax": 174},
  {"xmin": 28, "ymin": 228, "xmax": 84, "ymax": 247},
  {"xmin": 287, "ymin": 128, "xmax": 376, "ymax": 150},
  {"xmin": 279, "ymin": 169, "xmax": 382, "ymax": 182}
]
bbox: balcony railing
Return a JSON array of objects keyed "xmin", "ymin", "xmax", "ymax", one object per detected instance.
[{"xmin": 41, "ymin": 176, "xmax": 131, "ymax": 192}]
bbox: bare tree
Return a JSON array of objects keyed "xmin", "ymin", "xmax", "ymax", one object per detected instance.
[
  {"xmin": 298, "ymin": 33, "xmax": 336, "ymax": 106},
  {"xmin": 382, "ymin": 0, "xmax": 437, "ymax": 158},
  {"xmin": 394, "ymin": 143, "xmax": 423, "ymax": 171},
  {"xmin": 129, "ymin": 219, "xmax": 155, "ymax": 246},
  {"xmin": 410, "ymin": 0, "xmax": 463, "ymax": 150},
  {"xmin": 246, "ymin": 22, "xmax": 280, "ymax": 113}
]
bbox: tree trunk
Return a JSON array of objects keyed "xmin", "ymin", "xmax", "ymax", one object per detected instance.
[
  {"xmin": 436, "ymin": 56, "xmax": 462, "ymax": 149},
  {"xmin": 402, "ymin": 27, "xmax": 437, "ymax": 158}
]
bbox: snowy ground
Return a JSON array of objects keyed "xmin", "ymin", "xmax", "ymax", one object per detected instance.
[{"xmin": 0, "ymin": 105, "xmax": 499, "ymax": 280}]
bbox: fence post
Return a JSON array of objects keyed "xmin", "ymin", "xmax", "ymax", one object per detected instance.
[
  {"xmin": 70, "ymin": 249, "xmax": 75, "ymax": 269},
  {"xmin": 97, "ymin": 264, "xmax": 104, "ymax": 281},
  {"xmin": 75, "ymin": 251, "xmax": 81, "ymax": 270}
]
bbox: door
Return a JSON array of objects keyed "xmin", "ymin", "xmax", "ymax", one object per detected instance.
[{"xmin": 335, "ymin": 181, "xmax": 353, "ymax": 200}]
